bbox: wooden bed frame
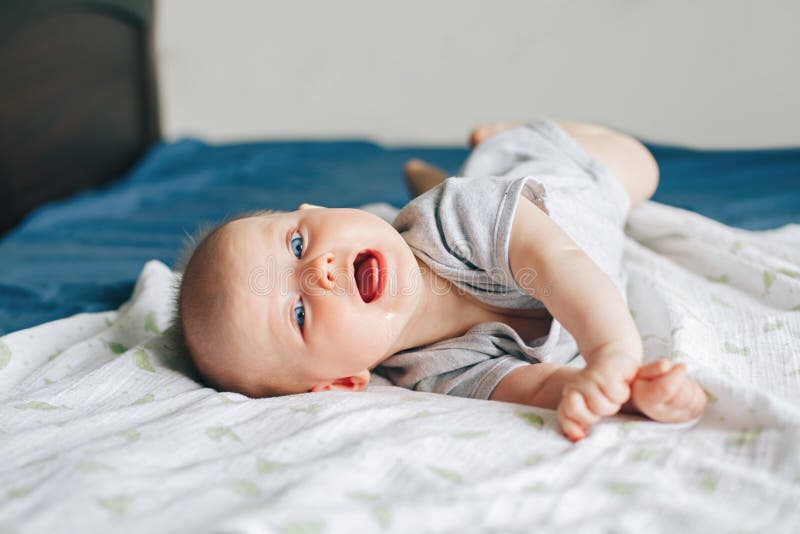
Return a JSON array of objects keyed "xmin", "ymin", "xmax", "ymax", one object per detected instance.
[{"xmin": 0, "ymin": 0, "xmax": 158, "ymax": 233}]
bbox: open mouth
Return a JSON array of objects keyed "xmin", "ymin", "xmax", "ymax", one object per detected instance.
[{"xmin": 353, "ymin": 250, "xmax": 383, "ymax": 303}]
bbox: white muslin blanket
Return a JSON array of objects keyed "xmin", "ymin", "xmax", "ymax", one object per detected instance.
[{"xmin": 1, "ymin": 200, "xmax": 799, "ymax": 534}]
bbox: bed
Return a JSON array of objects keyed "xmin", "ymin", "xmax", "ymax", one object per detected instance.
[{"xmin": 1, "ymin": 2, "xmax": 800, "ymax": 533}]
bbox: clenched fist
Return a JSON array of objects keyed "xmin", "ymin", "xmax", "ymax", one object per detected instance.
[
  {"xmin": 629, "ymin": 359, "xmax": 708, "ymax": 423},
  {"xmin": 557, "ymin": 353, "xmax": 639, "ymax": 442}
]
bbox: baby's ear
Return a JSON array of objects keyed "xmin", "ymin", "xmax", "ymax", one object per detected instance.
[
  {"xmin": 298, "ymin": 203, "xmax": 325, "ymax": 211},
  {"xmin": 309, "ymin": 370, "xmax": 370, "ymax": 393}
]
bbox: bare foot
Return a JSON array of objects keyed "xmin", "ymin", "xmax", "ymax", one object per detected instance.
[
  {"xmin": 629, "ymin": 359, "xmax": 708, "ymax": 423},
  {"xmin": 469, "ymin": 121, "xmax": 526, "ymax": 147},
  {"xmin": 403, "ymin": 159, "xmax": 449, "ymax": 198}
]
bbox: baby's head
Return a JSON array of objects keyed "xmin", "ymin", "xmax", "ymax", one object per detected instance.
[{"xmin": 176, "ymin": 204, "xmax": 421, "ymax": 397}]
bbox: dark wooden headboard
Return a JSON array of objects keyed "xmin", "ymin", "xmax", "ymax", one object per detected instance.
[{"xmin": 0, "ymin": 0, "xmax": 158, "ymax": 234}]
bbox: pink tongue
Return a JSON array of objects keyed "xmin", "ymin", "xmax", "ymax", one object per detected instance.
[{"xmin": 356, "ymin": 256, "xmax": 379, "ymax": 302}]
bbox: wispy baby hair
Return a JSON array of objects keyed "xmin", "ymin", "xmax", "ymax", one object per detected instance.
[{"xmin": 167, "ymin": 209, "xmax": 285, "ymax": 387}]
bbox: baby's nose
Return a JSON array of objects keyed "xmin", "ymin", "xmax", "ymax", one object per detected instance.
[{"xmin": 306, "ymin": 252, "xmax": 336, "ymax": 291}]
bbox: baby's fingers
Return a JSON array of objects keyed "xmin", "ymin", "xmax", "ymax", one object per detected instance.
[
  {"xmin": 639, "ymin": 363, "xmax": 688, "ymax": 404},
  {"xmin": 580, "ymin": 379, "xmax": 625, "ymax": 417},
  {"xmin": 561, "ymin": 389, "xmax": 600, "ymax": 425},
  {"xmin": 559, "ymin": 413, "xmax": 588, "ymax": 442},
  {"xmin": 558, "ymin": 389, "xmax": 599, "ymax": 441},
  {"xmin": 636, "ymin": 358, "xmax": 673, "ymax": 380}
]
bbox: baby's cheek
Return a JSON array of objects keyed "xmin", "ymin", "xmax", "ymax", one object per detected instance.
[{"xmin": 333, "ymin": 317, "xmax": 390, "ymax": 359}]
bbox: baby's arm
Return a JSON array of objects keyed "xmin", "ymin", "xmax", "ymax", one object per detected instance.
[
  {"xmin": 508, "ymin": 197, "xmax": 643, "ymax": 432},
  {"xmin": 492, "ymin": 197, "xmax": 707, "ymax": 439}
]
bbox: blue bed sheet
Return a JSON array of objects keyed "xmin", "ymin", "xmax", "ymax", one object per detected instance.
[{"xmin": 1, "ymin": 139, "xmax": 798, "ymax": 335}]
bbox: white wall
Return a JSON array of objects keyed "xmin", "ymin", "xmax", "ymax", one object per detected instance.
[{"xmin": 156, "ymin": 0, "xmax": 800, "ymax": 148}]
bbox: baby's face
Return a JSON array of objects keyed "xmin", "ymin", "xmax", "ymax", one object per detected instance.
[{"xmin": 182, "ymin": 206, "xmax": 422, "ymax": 396}]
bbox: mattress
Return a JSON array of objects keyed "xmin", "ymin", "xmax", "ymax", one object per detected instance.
[{"xmin": 1, "ymin": 138, "xmax": 799, "ymax": 533}]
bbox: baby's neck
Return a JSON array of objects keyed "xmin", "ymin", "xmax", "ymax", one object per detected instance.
[{"xmin": 386, "ymin": 258, "xmax": 493, "ymax": 355}]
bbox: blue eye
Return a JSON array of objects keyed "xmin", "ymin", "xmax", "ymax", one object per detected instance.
[
  {"xmin": 290, "ymin": 231, "xmax": 303, "ymax": 258},
  {"xmin": 293, "ymin": 299, "xmax": 305, "ymax": 329}
]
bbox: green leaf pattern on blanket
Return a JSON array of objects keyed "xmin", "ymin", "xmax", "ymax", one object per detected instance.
[
  {"xmin": 97, "ymin": 495, "xmax": 132, "ymax": 516},
  {"xmin": 371, "ymin": 505, "xmax": 392, "ymax": 529},
  {"xmin": 347, "ymin": 491, "xmax": 381, "ymax": 502},
  {"xmin": 763, "ymin": 321, "xmax": 783, "ymax": 333},
  {"xmin": 233, "ymin": 479, "xmax": 261, "ymax": 497},
  {"xmin": 515, "ymin": 410, "xmax": 544, "ymax": 429},
  {"xmin": 108, "ymin": 342, "xmax": 128, "ymax": 354},
  {"xmin": 134, "ymin": 349, "xmax": 155, "ymax": 372},
  {"xmin": 522, "ymin": 481, "xmax": 549, "ymax": 493},
  {"xmin": 698, "ymin": 471, "xmax": 717, "ymax": 493},
  {"xmin": 630, "ymin": 449, "xmax": 662, "ymax": 462},
  {"xmin": 777, "ymin": 268, "xmax": 800, "ymax": 279},
  {"xmin": 257, "ymin": 458, "xmax": 287, "ymax": 473},
  {"xmin": 525, "ymin": 454, "xmax": 544, "ymax": 465},
  {"xmin": 705, "ymin": 273, "xmax": 728, "ymax": 284},
  {"xmin": 428, "ymin": 465, "xmax": 462, "ymax": 483},
  {"xmin": 15, "ymin": 400, "xmax": 58, "ymax": 410},
  {"xmin": 206, "ymin": 426, "xmax": 241, "ymax": 442},
  {"xmin": 144, "ymin": 311, "xmax": 160, "ymax": 334},
  {"xmin": 281, "ymin": 520, "xmax": 326, "ymax": 534},
  {"xmin": 7, "ymin": 487, "xmax": 30, "ymax": 499},
  {"xmin": 347, "ymin": 492, "xmax": 392, "ymax": 528},
  {"xmin": 763, "ymin": 270, "xmax": 776, "ymax": 293},
  {"xmin": 0, "ymin": 339, "xmax": 11, "ymax": 370},
  {"xmin": 132, "ymin": 393, "xmax": 154, "ymax": 405},
  {"xmin": 729, "ymin": 240, "xmax": 743, "ymax": 253},
  {"xmin": 119, "ymin": 429, "xmax": 141, "ymax": 442},
  {"xmin": 77, "ymin": 460, "xmax": 115, "ymax": 473},
  {"xmin": 710, "ymin": 294, "xmax": 733, "ymax": 308},
  {"xmin": 290, "ymin": 403, "xmax": 323, "ymax": 414},
  {"xmin": 723, "ymin": 341, "xmax": 750, "ymax": 356},
  {"xmin": 606, "ymin": 481, "xmax": 638, "ymax": 496},
  {"xmin": 729, "ymin": 428, "xmax": 762, "ymax": 446}
]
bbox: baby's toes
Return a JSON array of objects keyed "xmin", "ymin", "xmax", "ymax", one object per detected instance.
[
  {"xmin": 468, "ymin": 122, "xmax": 524, "ymax": 147},
  {"xmin": 469, "ymin": 126, "xmax": 493, "ymax": 147}
]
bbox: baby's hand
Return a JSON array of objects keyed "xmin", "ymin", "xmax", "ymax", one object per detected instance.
[
  {"xmin": 629, "ymin": 359, "xmax": 708, "ymax": 423},
  {"xmin": 557, "ymin": 353, "xmax": 639, "ymax": 442}
]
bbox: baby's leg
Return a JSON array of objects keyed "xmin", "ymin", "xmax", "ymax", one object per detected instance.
[
  {"xmin": 556, "ymin": 121, "xmax": 659, "ymax": 209},
  {"xmin": 403, "ymin": 159, "xmax": 448, "ymax": 198},
  {"xmin": 469, "ymin": 121, "xmax": 525, "ymax": 147},
  {"xmin": 403, "ymin": 122, "xmax": 524, "ymax": 197}
]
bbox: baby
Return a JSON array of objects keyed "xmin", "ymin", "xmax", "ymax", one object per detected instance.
[{"xmin": 176, "ymin": 118, "xmax": 707, "ymax": 441}]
